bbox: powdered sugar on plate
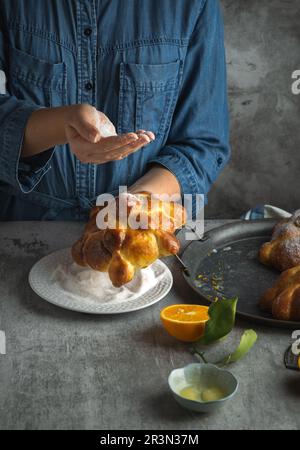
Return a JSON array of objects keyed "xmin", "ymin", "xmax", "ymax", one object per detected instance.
[{"xmin": 51, "ymin": 262, "xmax": 161, "ymax": 304}]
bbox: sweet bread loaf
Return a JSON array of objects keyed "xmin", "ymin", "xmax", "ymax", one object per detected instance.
[
  {"xmin": 72, "ymin": 193, "xmax": 186, "ymax": 287},
  {"xmin": 260, "ymin": 265, "xmax": 300, "ymax": 321},
  {"xmin": 259, "ymin": 211, "xmax": 300, "ymax": 272}
]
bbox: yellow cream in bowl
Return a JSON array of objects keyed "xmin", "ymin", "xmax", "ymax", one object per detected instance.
[{"xmin": 180, "ymin": 385, "xmax": 227, "ymax": 402}]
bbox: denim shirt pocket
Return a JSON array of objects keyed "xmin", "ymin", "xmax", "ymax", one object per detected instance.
[
  {"xmin": 8, "ymin": 46, "xmax": 67, "ymax": 107},
  {"xmin": 117, "ymin": 60, "xmax": 183, "ymax": 138}
]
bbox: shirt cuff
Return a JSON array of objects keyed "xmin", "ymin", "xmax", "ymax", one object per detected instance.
[
  {"xmin": 0, "ymin": 102, "xmax": 54, "ymax": 193},
  {"xmin": 147, "ymin": 152, "xmax": 207, "ymax": 219}
]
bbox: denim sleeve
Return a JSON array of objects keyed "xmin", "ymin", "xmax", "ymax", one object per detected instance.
[
  {"xmin": 0, "ymin": 29, "xmax": 54, "ymax": 194},
  {"xmin": 148, "ymin": 0, "xmax": 230, "ymax": 205}
]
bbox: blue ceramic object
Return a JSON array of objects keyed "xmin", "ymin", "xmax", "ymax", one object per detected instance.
[{"xmin": 168, "ymin": 363, "xmax": 239, "ymax": 413}]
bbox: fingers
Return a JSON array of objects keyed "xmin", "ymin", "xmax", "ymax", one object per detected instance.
[
  {"xmin": 113, "ymin": 131, "xmax": 155, "ymax": 151},
  {"xmin": 68, "ymin": 105, "xmax": 103, "ymax": 143},
  {"xmin": 69, "ymin": 127, "xmax": 156, "ymax": 164},
  {"xmin": 106, "ymin": 133, "xmax": 151, "ymax": 152},
  {"xmin": 104, "ymin": 135, "xmax": 151, "ymax": 162},
  {"xmin": 69, "ymin": 132, "xmax": 143, "ymax": 163},
  {"xmin": 70, "ymin": 118, "xmax": 101, "ymax": 144},
  {"xmin": 91, "ymin": 135, "xmax": 152, "ymax": 163},
  {"xmin": 65, "ymin": 124, "xmax": 78, "ymax": 141},
  {"xmin": 100, "ymin": 133, "xmax": 140, "ymax": 151},
  {"xmin": 76, "ymin": 108, "xmax": 118, "ymax": 142},
  {"xmin": 107, "ymin": 132, "xmax": 157, "ymax": 160},
  {"xmin": 67, "ymin": 103, "xmax": 155, "ymax": 148},
  {"xmin": 136, "ymin": 130, "xmax": 156, "ymax": 141},
  {"xmin": 88, "ymin": 135, "xmax": 149, "ymax": 163}
]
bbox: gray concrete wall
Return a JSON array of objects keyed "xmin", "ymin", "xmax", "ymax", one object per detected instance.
[{"xmin": 206, "ymin": 0, "xmax": 300, "ymax": 218}]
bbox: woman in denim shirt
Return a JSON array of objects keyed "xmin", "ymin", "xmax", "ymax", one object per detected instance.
[{"xmin": 0, "ymin": 0, "xmax": 230, "ymax": 220}]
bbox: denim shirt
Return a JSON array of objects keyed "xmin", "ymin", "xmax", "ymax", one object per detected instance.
[{"xmin": 0, "ymin": 0, "xmax": 230, "ymax": 220}]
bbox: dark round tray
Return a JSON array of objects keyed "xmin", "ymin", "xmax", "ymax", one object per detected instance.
[{"xmin": 181, "ymin": 220, "xmax": 300, "ymax": 329}]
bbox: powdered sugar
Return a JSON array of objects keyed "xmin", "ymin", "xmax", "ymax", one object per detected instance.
[
  {"xmin": 51, "ymin": 262, "xmax": 159, "ymax": 304},
  {"xmin": 272, "ymin": 221, "xmax": 296, "ymax": 240},
  {"xmin": 278, "ymin": 238, "xmax": 300, "ymax": 262}
]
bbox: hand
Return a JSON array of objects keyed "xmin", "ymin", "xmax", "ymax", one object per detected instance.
[
  {"xmin": 21, "ymin": 103, "xmax": 155, "ymax": 161},
  {"xmin": 65, "ymin": 104, "xmax": 155, "ymax": 164},
  {"xmin": 128, "ymin": 165, "xmax": 181, "ymax": 199},
  {"xmin": 65, "ymin": 104, "xmax": 117, "ymax": 141}
]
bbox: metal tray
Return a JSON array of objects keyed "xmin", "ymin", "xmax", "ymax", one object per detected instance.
[{"xmin": 181, "ymin": 220, "xmax": 300, "ymax": 328}]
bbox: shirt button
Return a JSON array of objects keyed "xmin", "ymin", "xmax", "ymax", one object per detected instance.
[
  {"xmin": 84, "ymin": 28, "xmax": 92, "ymax": 37},
  {"xmin": 85, "ymin": 82, "xmax": 93, "ymax": 91},
  {"xmin": 217, "ymin": 157, "xmax": 223, "ymax": 166}
]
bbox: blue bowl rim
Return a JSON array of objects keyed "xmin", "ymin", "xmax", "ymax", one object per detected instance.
[{"xmin": 168, "ymin": 362, "xmax": 239, "ymax": 405}]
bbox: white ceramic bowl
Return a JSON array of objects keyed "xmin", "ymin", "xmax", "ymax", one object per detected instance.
[{"xmin": 168, "ymin": 363, "xmax": 239, "ymax": 413}]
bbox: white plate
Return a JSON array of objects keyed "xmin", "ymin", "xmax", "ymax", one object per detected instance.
[{"xmin": 28, "ymin": 248, "xmax": 173, "ymax": 314}]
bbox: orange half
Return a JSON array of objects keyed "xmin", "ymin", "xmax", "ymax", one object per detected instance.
[{"xmin": 160, "ymin": 304, "xmax": 210, "ymax": 342}]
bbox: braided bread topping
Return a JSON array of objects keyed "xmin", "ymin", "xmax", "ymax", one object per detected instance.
[
  {"xmin": 72, "ymin": 193, "xmax": 186, "ymax": 287},
  {"xmin": 260, "ymin": 265, "xmax": 300, "ymax": 321},
  {"xmin": 259, "ymin": 210, "xmax": 300, "ymax": 272},
  {"xmin": 259, "ymin": 211, "xmax": 300, "ymax": 321}
]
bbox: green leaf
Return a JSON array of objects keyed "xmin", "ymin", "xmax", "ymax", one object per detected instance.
[
  {"xmin": 197, "ymin": 297, "xmax": 238, "ymax": 345},
  {"xmin": 217, "ymin": 329, "xmax": 258, "ymax": 366}
]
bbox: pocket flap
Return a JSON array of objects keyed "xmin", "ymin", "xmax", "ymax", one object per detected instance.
[
  {"xmin": 120, "ymin": 60, "xmax": 182, "ymax": 91},
  {"xmin": 9, "ymin": 46, "xmax": 66, "ymax": 91}
]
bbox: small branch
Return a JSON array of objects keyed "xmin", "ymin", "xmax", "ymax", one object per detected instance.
[{"xmin": 192, "ymin": 346, "xmax": 208, "ymax": 364}]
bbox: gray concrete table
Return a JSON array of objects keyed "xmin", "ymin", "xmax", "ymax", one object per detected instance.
[{"xmin": 0, "ymin": 221, "xmax": 299, "ymax": 430}]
